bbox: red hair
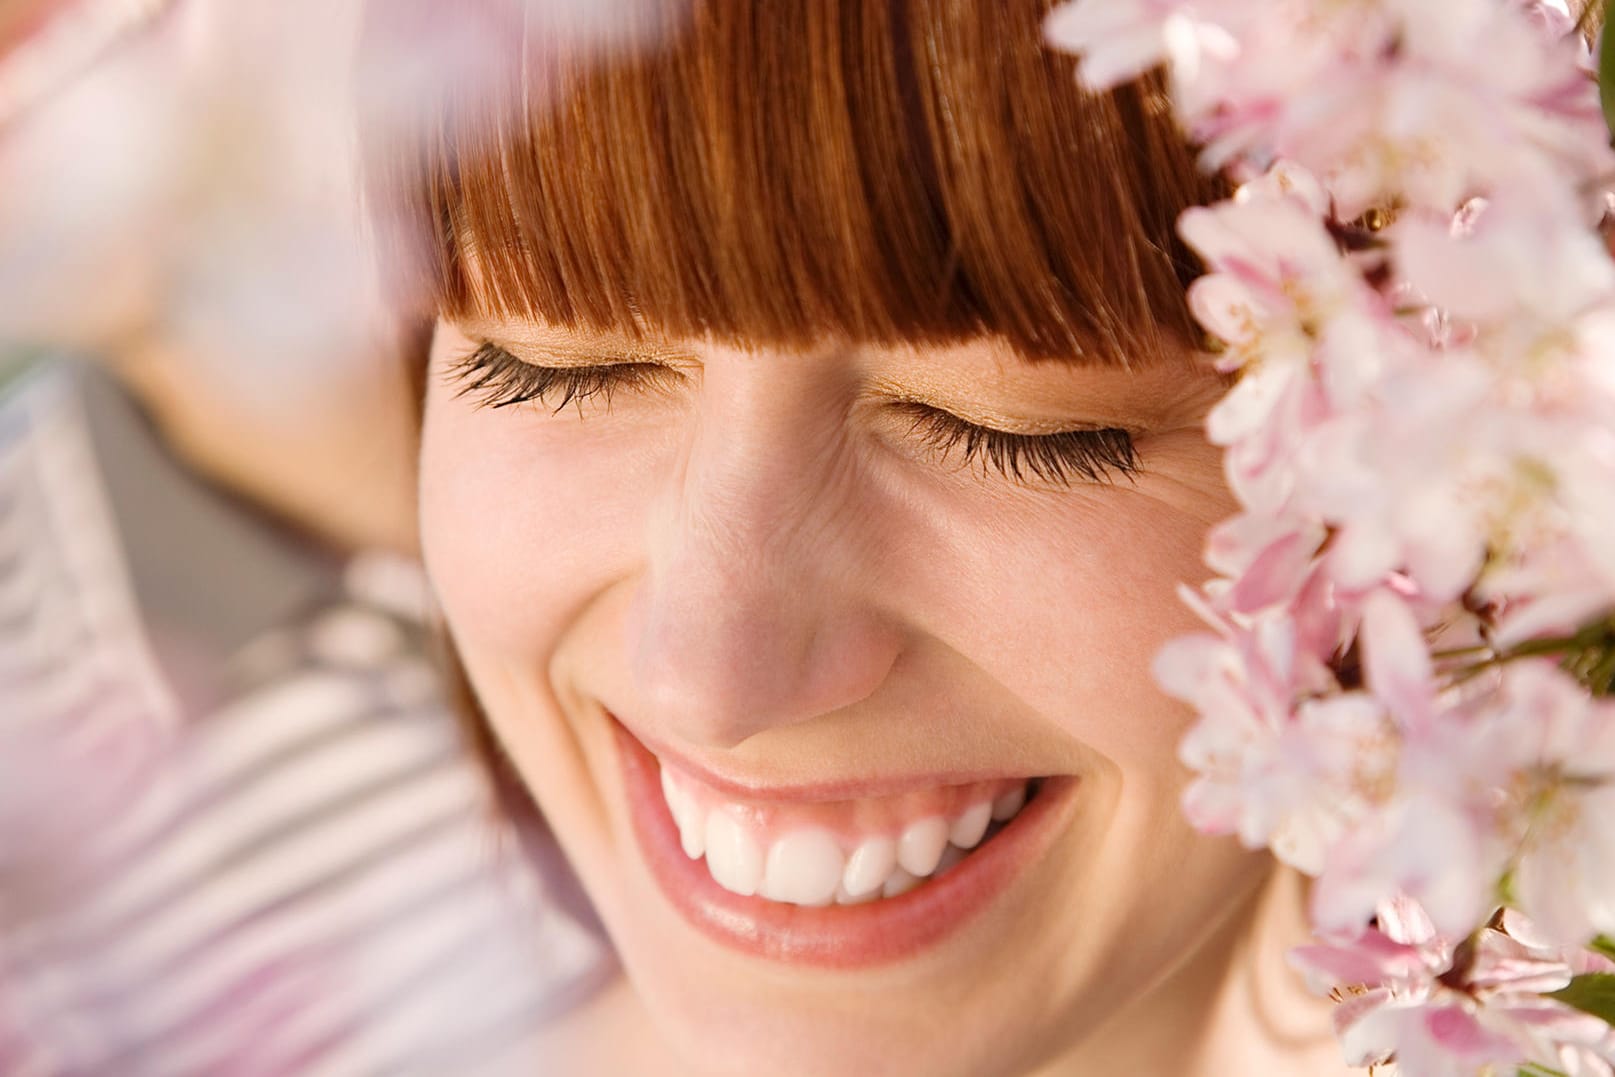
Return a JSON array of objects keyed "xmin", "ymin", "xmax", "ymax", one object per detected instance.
[{"xmin": 367, "ymin": 0, "xmax": 1227, "ymax": 368}]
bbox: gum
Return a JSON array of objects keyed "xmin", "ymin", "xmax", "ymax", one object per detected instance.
[{"xmin": 660, "ymin": 762, "xmax": 1030, "ymax": 849}]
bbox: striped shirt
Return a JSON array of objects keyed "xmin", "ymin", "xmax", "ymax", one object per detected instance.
[{"xmin": 0, "ymin": 359, "xmax": 610, "ymax": 1075}]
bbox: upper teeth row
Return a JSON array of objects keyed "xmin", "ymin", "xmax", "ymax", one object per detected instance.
[{"xmin": 658, "ymin": 769, "xmax": 1030, "ymax": 907}]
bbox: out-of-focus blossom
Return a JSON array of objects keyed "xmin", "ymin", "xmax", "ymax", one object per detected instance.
[
  {"xmin": 1178, "ymin": 163, "xmax": 1392, "ymax": 513},
  {"xmin": 1047, "ymin": 0, "xmax": 1614, "ymax": 218},
  {"xmin": 1475, "ymin": 663, "xmax": 1615, "ymax": 945},
  {"xmin": 1040, "ymin": 0, "xmax": 1241, "ymax": 93},
  {"xmin": 0, "ymin": 0, "xmax": 687, "ymax": 406},
  {"xmin": 1156, "ymin": 592, "xmax": 1387, "ymax": 875},
  {"xmin": 1294, "ymin": 904, "xmax": 1615, "ymax": 1075}
]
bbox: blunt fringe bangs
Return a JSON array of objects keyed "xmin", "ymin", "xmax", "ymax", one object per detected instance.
[{"xmin": 368, "ymin": 0, "xmax": 1228, "ymax": 365}]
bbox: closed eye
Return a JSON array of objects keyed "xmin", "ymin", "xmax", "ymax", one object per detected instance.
[
  {"xmin": 447, "ymin": 341, "xmax": 680, "ymax": 413},
  {"xmin": 893, "ymin": 402, "xmax": 1139, "ymax": 486},
  {"xmin": 448, "ymin": 341, "xmax": 1140, "ymax": 486}
]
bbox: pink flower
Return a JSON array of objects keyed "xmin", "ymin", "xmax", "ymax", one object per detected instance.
[
  {"xmin": 1297, "ymin": 357, "xmax": 1503, "ymax": 602},
  {"xmin": 1183, "ymin": 8, "xmax": 1399, "ymax": 175},
  {"xmin": 1310, "ymin": 784, "xmax": 1496, "ymax": 940},
  {"xmin": 1393, "ymin": 196, "xmax": 1615, "ymax": 375},
  {"xmin": 1483, "ymin": 664, "xmax": 1615, "ymax": 946},
  {"xmin": 1115, "ymin": 0, "xmax": 1615, "ymax": 1068},
  {"xmin": 1155, "ymin": 593, "xmax": 1390, "ymax": 874},
  {"xmin": 1315, "ymin": 661, "xmax": 1615, "ymax": 945},
  {"xmin": 1389, "ymin": 201, "xmax": 1615, "ymax": 636},
  {"xmin": 1180, "ymin": 167, "xmax": 1365, "ymax": 385},
  {"xmin": 1485, "ymin": 537, "xmax": 1615, "ymax": 648},
  {"xmin": 1178, "ymin": 164, "xmax": 1394, "ymax": 512},
  {"xmin": 1203, "ymin": 513, "xmax": 1326, "ymax": 616},
  {"xmin": 1357, "ymin": 586, "xmax": 1439, "ymax": 729},
  {"xmin": 1042, "ymin": 0, "xmax": 1239, "ymax": 92},
  {"xmin": 1293, "ymin": 905, "xmax": 1615, "ymax": 1077},
  {"xmin": 1270, "ymin": 2, "xmax": 1606, "ymax": 217},
  {"xmin": 1066, "ymin": 0, "xmax": 1613, "ymax": 218}
]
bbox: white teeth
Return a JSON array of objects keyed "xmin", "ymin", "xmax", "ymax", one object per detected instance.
[
  {"xmin": 760, "ymin": 829, "xmax": 845, "ymax": 907},
  {"xmin": 991, "ymin": 784, "xmax": 1027, "ymax": 821},
  {"xmin": 835, "ymin": 882, "xmax": 880, "ymax": 905},
  {"xmin": 658, "ymin": 762, "xmax": 1038, "ymax": 905},
  {"xmin": 841, "ymin": 835, "xmax": 898, "ymax": 898},
  {"xmin": 704, "ymin": 812, "xmax": 763, "ymax": 897},
  {"xmin": 882, "ymin": 867, "xmax": 922, "ymax": 898},
  {"xmin": 658, "ymin": 768, "xmax": 707, "ymax": 859},
  {"xmin": 935, "ymin": 844, "xmax": 968, "ymax": 878},
  {"xmin": 679, "ymin": 812, "xmax": 706, "ymax": 860},
  {"xmin": 897, "ymin": 817, "xmax": 950, "ymax": 877},
  {"xmin": 948, "ymin": 802, "xmax": 992, "ymax": 850}
]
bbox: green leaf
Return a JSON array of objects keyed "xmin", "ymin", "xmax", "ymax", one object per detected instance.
[
  {"xmin": 1547, "ymin": 972, "xmax": 1615, "ymax": 1025},
  {"xmin": 1592, "ymin": 935, "xmax": 1615, "ymax": 963},
  {"xmin": 1601, "ymin": 0, "xmax": 1615, "ymax": 144}
]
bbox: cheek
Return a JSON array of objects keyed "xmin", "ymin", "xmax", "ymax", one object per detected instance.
[
  {"xmin": 906, "ymin": 475, "xmax": 1226, "ymax": 770},
  {"xmin": 1042, "ymin": 504, "xmax": 1214, "ymax": 755},
  {"xmin": 418, "ymin": 391, "xmax": 656, "ymax": 664}
]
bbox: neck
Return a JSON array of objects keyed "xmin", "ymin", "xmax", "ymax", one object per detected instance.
[{"xmin": 1034, "ymin": 866, "xmax": 1350, "ymax": 1077}]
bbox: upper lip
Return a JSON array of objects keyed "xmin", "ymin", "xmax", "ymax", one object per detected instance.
[{"xmin": 608, "ymin": 709, "xmax": 1046, "ymax": 804}]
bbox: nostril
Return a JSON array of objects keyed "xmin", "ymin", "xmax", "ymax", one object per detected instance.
[
  {"xmin": 630, "ymin": 659, "xmax": 772, "ymax": 751},
  {"xmin": 625, "ymin": 587, "xmax": 902, "ymax": 749}
]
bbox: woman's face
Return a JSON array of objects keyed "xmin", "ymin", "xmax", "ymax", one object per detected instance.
[{"xmin": 420, "ymin": 315, "xmax": 1266, "ymax": 1076}]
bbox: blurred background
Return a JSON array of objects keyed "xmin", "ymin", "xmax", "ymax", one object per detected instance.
[
  {"xmin": 0, "ymin": 1, "xmax": 680, "ymax": 1072},
  {"xmin": 1, "ymin": 0, "xmax": 421, "ymax": 554}
]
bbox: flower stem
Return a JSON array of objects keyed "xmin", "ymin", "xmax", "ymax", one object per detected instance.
[{"xmin": 1441, "ymin": 616, "xmax": 1615, "ymax": 695}]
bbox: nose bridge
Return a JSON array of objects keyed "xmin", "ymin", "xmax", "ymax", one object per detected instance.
[{"xmin": 627, "ymin": 367, "xmax": 898, "ymax": 749}]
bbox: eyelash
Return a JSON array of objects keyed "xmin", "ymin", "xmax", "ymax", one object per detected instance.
[
  {"xmin": 449, "ymin": 342, "xmax": 1140, "ymax": 486},
  {"xmin": 448, "ymin": 342, "xmax": 677, "ymax": 413},
  {"xmin": 894, "ymin": 404, "xmax": 1139, "ymax": 486}
]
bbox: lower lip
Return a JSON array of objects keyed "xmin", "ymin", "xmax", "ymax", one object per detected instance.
[{"xmin": 612, "ymin": 718, "xmax": 1079, "ymax": 969}]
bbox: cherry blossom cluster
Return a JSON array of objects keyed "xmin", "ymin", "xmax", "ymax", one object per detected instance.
[{"xmin": 1046, "ymin": 1, "xmax": 1615, "ymax": 1073}]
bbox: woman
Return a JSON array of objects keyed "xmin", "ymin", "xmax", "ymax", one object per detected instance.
[{"xmin": 371, "ymin": 1, "xmax": 1355, "ymax": 1073}]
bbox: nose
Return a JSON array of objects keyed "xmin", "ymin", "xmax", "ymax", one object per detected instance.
[{"xmin": 625, "ymin": 367, "xmax": 901, "ymax": 750}]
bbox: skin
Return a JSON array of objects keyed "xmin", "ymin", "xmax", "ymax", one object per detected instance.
[
  {"xmin": 419, "ymin": 316, "xmax": 1352, "ymax": 1076},
  {"xmin": 109, "ymin": 331, "xmax": 422, "ymax": 555}
]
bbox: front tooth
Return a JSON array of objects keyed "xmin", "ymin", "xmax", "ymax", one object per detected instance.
[
  {"xmin": 948, "ymin": 802, "xmax": 992, "ymax": 849},
  {"xmin": 882, "ymin": 867, "xmax": 922, "ymax": 898},
  {"xmin": 841, "ymin": 835, "xmax": 898, "ymax": 898},
  {"xmin": 991, "ymin": 784, "xmax": 1027, "ymax": 821},
  {"xmin": 704, "ymin": 811, "xmax": 763, "ymax": 897},
  {"xmin": 760, "ymin": 829, "xmax": 844, "ymax": 906},
  {"xmin": 897, "ymin": 817, "xmax": 950, "ymax": 877}
]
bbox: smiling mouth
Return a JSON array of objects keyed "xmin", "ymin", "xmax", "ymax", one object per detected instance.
[
  {"xmin": 610, "ymin": 715, "xmax": 1077, "ymax": 967},
  {"xmin": 659, "ymin": 758, "xmax": 1043, "ymax": 905}
]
